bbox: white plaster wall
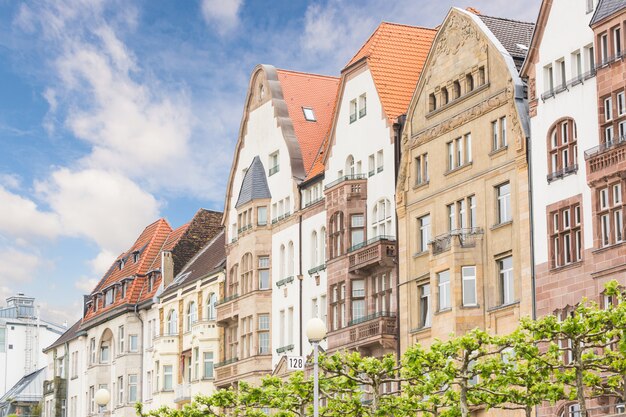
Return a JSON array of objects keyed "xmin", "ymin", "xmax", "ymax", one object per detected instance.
[
  {"xmin": 325, "ymin": 67, "xmax": 396, "ymax": 240},
  {"xmin": 531, "ymin": 0, "xmax": 598, "ymax": 264},
  {"xmin": 227, "ymin": 100, "xmax": 296, "ymax": 241}
]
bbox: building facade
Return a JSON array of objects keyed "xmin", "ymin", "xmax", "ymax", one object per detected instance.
[{"xmin": 397, "ymin": 8, "xmax": 533, "ymax": 355}]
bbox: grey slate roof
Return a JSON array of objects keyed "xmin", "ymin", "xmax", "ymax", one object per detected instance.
[
  {"xmin": 479, "ymin": 15, "xmax": 535, "ymax": 71},
  {"xmin": 590, "ymin": 0, "xmax": 626, "ymax": 26},
  {"xmin": 235, "ymin": 156, "xmax": 271, "ymax": 208},
  {"xmin": 44, "ymin": 319, "xmax": 82, "ymax": 352}
]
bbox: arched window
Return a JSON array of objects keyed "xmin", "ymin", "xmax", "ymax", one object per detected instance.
[
  {"xmin": 441, "ymin": 87, "xmax": 449, "ymax": 105},
  {"xmin": 311, "ymin": 231, "xmax": 318, "ymax": 266},
  {"xmin": 372, "ymin": 199, "xmax": 393, "ymax": 237},
  {"xmin": 547, "ymin": 118, "xmax": 578, "ymax": 179},
  {"xmin": 559, "ymin": 403, "xmax": 581, "ymax": 417},
  {"xmin": 466, "ymin": 73, "xmax": 474, "ymax": 92},
  {"xmin": 428, "ymin": 93, "xmax": 437, "ymax": 112},
  {"xmin": 330, "ymin": 212, "xmax": 344, "ymax": 258},
  {"xmin": 241, "ymin": 253, "xmax": 253, "ymax": 294},
  {"xmin": 320, "ymin": 227, "xmax": 327, "ymax": 264},
  {"xmin": 279, "ymin": 244, "xmax": 286, "ymax": 278},
  {"xmin": 453, "ymin": 81, "xmax": 461, "ymax": 99},
  {"xmin": 228, "ymin": 264, "xmax": 238, "ymax": 297},
  {"xmin": 186, "ymin": 301, "xmax": 197, "ymax": 331},
  {"xmin": 167, "ymin": 309, "xmax": 178, "ymax": 335},
  {"xmin": 207, "ymin": 293, "xmax": 217, "ymax": 321},
  {"xmin": 287, "ymin": 241, "xmax": 295, "ymax": 276},
  {"xmin": 345, "ymin": 155, "xmax": 355, "ymax": 176}
]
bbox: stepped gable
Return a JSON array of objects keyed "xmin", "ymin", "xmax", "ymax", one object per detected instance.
[
  {"xmin": 591, "ymin": 0, "xmax": 626, "ymax": 26},
  {"xmin": 275, "ymin": 69, "xmax": 339, "ymax": 177},
  {"xmin": 161, "ymin": 230, "xmax": 226, "ymax": 296},
  {"xmin": 82, "ymin": 218, "xmax": 172, "ymax": 323},
  {"xmin": 344, "ymin": 22, "xmax": 437, "ymax": 122},
  {"xmin": 236, "ymin": 156, "xmax": 272, "ymax": 208},
  {"xmin": 477, "ymin": 14, "xmax": 535, "ymax": 71}
]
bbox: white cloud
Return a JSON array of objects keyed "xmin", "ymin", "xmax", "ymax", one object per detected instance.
[
  {"xmin": 75, "ymin": 276, "xmax": 99, "ymax": 293},
  {"xmin": 0, "ymin": 248, "xmax": 49, "ymax": 284},
  {"xmin": 0, "ymin": 174, "xmax": 22, "ymax": 190},
  {"xmin": 201, "ymin": 0, "xmax": 243, "ymax": 36},
  {"xmin": 0, "ymin": 186, "xmax": 61, "ymax": 240}
]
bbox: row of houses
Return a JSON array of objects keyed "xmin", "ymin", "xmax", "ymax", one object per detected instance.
[{"xmin": 39, "ymin": 0, "xmax": 626, "ymax": 416}]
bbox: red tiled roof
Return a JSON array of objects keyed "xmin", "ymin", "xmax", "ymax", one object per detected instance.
[
  {"xmin": 82, "ymin": 218, "xmax": 172, "ymax": 322},
  {"xmin": 345, "ymin": 22, "xmax": 437, "ymax": 122},
  {"xmin": 275, "ymin": 69, "xmax": 339, "ymax": 176},
  {"xmin": 162, "ymin": 223, "xmax": 190, "ymax": 251}
]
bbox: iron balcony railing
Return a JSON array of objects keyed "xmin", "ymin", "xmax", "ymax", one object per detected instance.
[
  {"xmin": 269, "ymin": 165, "xmax": 280, "ymax": 176},
  {"xmin": 214, "ymin": 357, "xmax": 238, "ymax": 368},
  {"xmin": 324, "ymin": 174, "xmax": 367, "ymax": 190},
  {"xmin": 276, "ymin": 276, "xmax": 294, "ymax": 287},
  {"xmin": 304, "ymin": 196, "xmax": 324, "ymax": 208},
  {"xmin": 350, "ymin": 113, "xmax": 357, "ymax": 123},
  {"xmin": 347, "ymin": 235, "xmax": 396, "ymax": 253},
  {"xmin": 237, "ymin": 224, "xmax": 252, "ymax": 234},
  {"xmin": 541, "ymin": 88, "xmax": 555, "ymax": 101},
  {"xmin": 430, "ymin": 228, "xmax": 484, "ymax": 255},
  {"xmin": 271, "ymin": 212, "xmax": 292, "ymax": 224},
  {"xmin": 547, "ymin": 164, "xmax": 578, "ymax": 182},
  {"xmin": 348, "ymin": 311, "xmax": 396, "ymax": 327},
  {"xmin": 216, "ymin": 294, "xmax": 239, "ymax": 306},
  {"xmin": 359, "ymin": 108, "xmax": 366, "ymax": 118},
  {"xmin": 276, "ymin": 344, "xmax": 294, "ymax": 354},
  {"xmin": 584, "ymin": 135, "xmax": 626, "ymax": 159}
]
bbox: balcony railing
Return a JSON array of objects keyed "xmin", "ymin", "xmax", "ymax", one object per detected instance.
[
  {"xmin": 547, "ymin": 164, "xmax": 578, "ymax": 182},
  {"xmin": 174, "ymin": 383, "xmax": 191, "ymax": 403},
  {"xmin": 276, "ymin": 276, "xmax": 294, "ymax": 287},
  {"xmin": 271, "ymin": 212, "xmax": 292, "ymax": 224},
  {"xmin": 237, "ymin": 224, "xmax": 252, "ymax": 234},
  {"xmin": 350, "ymin": 113, "xmax": 357, "ymax": 123},
  {"xmin": 269, "ymin": 165, "xmax": 280, "ymax": 176},
  {"xmin": 540, "ymin": 88, "xmax": 555, "ymax": 101},
  {"xmin": 324, "ymin": 174, "xmax": 367, "ymax": 190},
  {"xmin": 348, "ymin": 235, "xmax": 396, "ymax": 253},
  {"xmin": 585, "ymin": 135, "xmax": 626, "ymax": 160},
  {"xmin": 304, "ymin": 196, "xmax": 324, "ymax": 208},
  {"xmin": 276, "ymin": 344, "xmax": 294, "ymax": 354},
  {"xmin": 348, "ymin": 311, "xmax": 395, "ymax": 327},
  {"xmin": 347, "ymin": 314, "xmax": 397, "ymax": 343},
  {"xmin": 308, "ymin": 263, "xmax": 326, "ymax": 275},
  {"xmin": 430, "ymin": 228, "xmax": 484, "ymax": 255},
  {"xmin": 214, "ymin": 357, "xmax": 239, "ymax": 369},
  {"xmin": 217, "ymin": 294, "xmax": 239, "ymax": 306},
  {"xmin": 359, "ymin": 108, "xmax": 366, "ymax": 118}
]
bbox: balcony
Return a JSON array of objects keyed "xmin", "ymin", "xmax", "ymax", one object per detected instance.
[
  {"xmin": 43, "ymin": 377, "xmax": 66, "ymax": 397},
  {"xmin": 276, "ymin": 344, "xmax": 294, "ymax": 354},
  {"xmin": 547, "ymin": 164, "xmax": 578, "ymax": 182},
  {"xmin": 271, "ymin": 212, "xmax": 291, "ymax": 224},
  {"xmin": 153, "ymin": 334, "xmax": 178, "ymax": 355},
  {"xmin": 585, "ymin": 136, "xmax": 626, "ymax": 178},
  {"xmin": 430, "ymin": 228, "xmax": 484, "ymax": 255},
  {"xmin": 324, "ymin": 174, "xmax": 367, "ymax": 190},
  {"xmin": 348, "ymin": 313, "xmax": 397, "ymax": 345},
  {"xmin": 304, "ymin": 196, "xmax": 324, "ymax": 208},
  {"xmin": 276, "ymin": 276, "xmax": 294, "ymax": 287},
  {"xmin": 269, "ymin": 165, "xmax": 280, "ymax": 176},
  {"xmin": 348, "ymin": 236, "xmax": 396, "ymax": 272},
  {"xmin": 174, "ymin": 383, "xmax": 191, "ymax": 403},
  {"xmin": 237, "ymin": 224, "xmax": 252, "ymax": 234},
  {"xmin": 215, "ymin": 355, "xmax": 272, "ymax": 388},
  {"xmin": 216, "ymin": 294, "xmax": 239, "ymax": 322},
  {"xmin": 308, "ymin": 263, "xmax": 326, "ymax": 275}
]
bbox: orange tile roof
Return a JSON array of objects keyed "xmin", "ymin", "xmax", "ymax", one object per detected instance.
[
  {"xmin": 162, "ymin": 223, "xmax": 190, "ymax": 251},
  {"xmin": 275, "ymin": 69, "xmax": 339, "ymax": 176},
  {"xmin": 345, "ymin": 22, "xmax": 437, "ymax": 122},
  {"xmin": 82, "ymin": 218, "xmax": 172, "ymax": 323}
]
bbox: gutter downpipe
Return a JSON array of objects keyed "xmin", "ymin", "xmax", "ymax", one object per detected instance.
[
  {"xmin": 527, "ymin": 134, "xmax": 537, "ymax": 321},
  {"xmin": 393, "ymin": 114, "xmax": 406, "ymax": 363},
  {"xmin": 134, "ymin": 275, "xmax": 145, "ymax": 403},
  {"xmin": 299, "ymin": 213, "xmax": 304, "ymax": 357}
]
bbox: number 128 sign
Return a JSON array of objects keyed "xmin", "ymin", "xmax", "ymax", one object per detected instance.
[{"xmin": 287, "ymin": 356, "xmax": 305, "ymax": 370}]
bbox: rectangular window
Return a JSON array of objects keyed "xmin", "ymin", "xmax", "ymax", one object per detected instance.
[
  {"xmin": 469, "ymin": 196, "xmax": 477, "ymax": 228},
  {"xmin": 100, "ymin": 343, "xmax": 109, "ymax": 363},
  {"xmin": 618, "ymin": 92, "xmax": 625, "ymax": 116},
  {"xmin": 500, "ymin": 117, "xmax": 507, "ymax": 147},
  {"xmin": 118, "ymin": 376, "xmax": 124, "ymax": 405},
  {"xmin": 606, "ymin": 126, "xmax": 614, "ymax": 144},
  {"xmin": 573, "ymin": 50, "xmax": 582, "ymax": 78},
  {"xmin": 614, "ymin": 27, "xmax": 622, "ymax": 57},
  {"xmin": 269, "ymin": 151, "xmax": 279, "ymax": 176},
  {"xmin": 163, "ymin": 365, "xmax": 173, "ymax": 390},
  {"xmin": 465, "ymin": 133, "xmax": 472, "ymax": 162},
  {"xmin": 418, "ymin": 283, "xmax": 431, "ymax": 327},
  {"xmin": 258, "ymin": 313, "xmax": 270, "ymax": 330},
  {"xmin": 352, "ymin": 279, "xmax": 365, "ymax": 298},
  {"xmin": 128, "ymin": 374, "xmax": 137, "ymax": 403},
  {"xmin": 359, "ymin": 94, "xmax": 367, "ymax": 118},
  {"xmin": 544, "ymin": 64, "xmax": 554, "ymax": 92},
  {"xmin": 614, "ymin": 183, "xmax": 622, "ymax": 205},
  {"xmin": 259, "ymin": 256, "xmax": 270, "ymax": 289},
  {"xmin": 377, "ymin": 150, "xmax": 384, "ymax": 172},
  {"xmin": 259, "ymin": 332, "xmax": 270, "ymax": 354},
  {"xmin": 498, "ymin": 256, "xmax": 514, "ymax": 305},
  {"xmin": 455, "ymin": 136, "xmax": 463, "ymax": 167},
  {"xmin": 447, "ymin": 203, "xmax": 456, "ymax": 231},
  {"xmin": 146, "ymin": 371, "xmax": 152, "ymax": 399},
  {"xmin": 587, "ymin": 0, "xmax": 594, "ymax": 13},
  {"xmin": 438, "ymin": 270, "xmax": 451, "ymax": 310},
  {"xmin": 615, "ymin": 210, "xmax": 623, "ymax": 242},
  {"xmin": 588, "ymin": 44, "xmax": 596, "ymax": 71},
  {"xmin": 257, "ymin": 206, "xmax": 267, "ymax": 226},
  {"xmin": 118, "ymin": 326, "xmax": 124, "ymax": 353},
  {"xmin": 204, "ymin": 352, "xmax": 214, "ymax": 379},
  {"xmin": 602, "ymin": 213, "xmax": 611, "ymax": 247},
  {"xmin": 89, "ymin": 386, "xmax": 95, "ymax": 413},
  {"xmin": 350, "ymin": 214, "xmax": 365, "ymax": 248},
  {"xmin": 497, "ymin": 182, "xmax": 512, "ymax": 224},
  {"xmin": 415, "ymin": 153, "xmax": 429, "ymax": 185},
  {"xmin": 462, "ymin": 266, "xmax": 477, "ymax": 306},
  {"xmin": 129, "ymin": 335, "xmax": 138, "ymax": 352},
  {"xmin": 418, "ymin": 215, "xmax": 431, "ymax": 253},
  {"xmin": 605, "ymin": 97, "xmax": 613, "ymax": 121},
  {"xmin": 601, "ymin": 33, "xmax": 609, "ymax": 64},
  {"xmin": 558, "ymin": 59, "xmax": 566, "ymax": 87},
  {"xmin": 458, "ymin": 199, "xmax": 467, "ymax": 229},
  {"xmin": 601, "ymin": 187, "xmax": 610, "ymax": 210},
  {"xmin": 447, "ymin": 141, "xmax": 454, "ymax": 170},
  {"xmin": 287, "ymin": 307, "xmax": 294, "ymax": 345},
  {"xmin": 350, "ymin": 99, "xmax": 357, "ymax": 123}
]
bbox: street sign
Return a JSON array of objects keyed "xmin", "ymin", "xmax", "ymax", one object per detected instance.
[{"xmin": 287, "ymin": 356, "xmax": 305, "ymax": 370}]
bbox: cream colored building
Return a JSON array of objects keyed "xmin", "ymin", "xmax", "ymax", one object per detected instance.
[{"xmin": 396, "ymin": 8, "xmax": 533, "ymax": 352}]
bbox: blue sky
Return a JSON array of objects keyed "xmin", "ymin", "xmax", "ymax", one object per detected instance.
[{"xmin": 0, "ymin": 0, "xmax": 541, "ymax": 325}]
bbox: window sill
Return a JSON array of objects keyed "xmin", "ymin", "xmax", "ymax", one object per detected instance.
[
  {"xmin": 412, "ymin": 250, "xmax": 429, "ymax": 259},
  {"xmin": 549, "ymin": 260, "xmax": 583, "ymax": 273},
  {"xmin": 489, "ymin": 146, "xmax": 508, "ymax": 158},
  {"xmin": 202, "ymin": 377, "xmax": 215, "ymax": 381},
  {"xmin": 435, "ymin": 308, "xmax": 452, "ymax": 315},
  {"xmin": 412, "ymin": 181, "xmax": 429, "ymax": 191},
  {"xmin": 593, "ymin": 240, "xmax": 626, "ymax": 254},
  {"xmin": 490, "ymin": 220, "xmax": 512, "ymax": 231},
  {"xmin": 444, "ymin": 162, "xmax": 473, "ymax": 177},
  {"xmin": 487, "ymin": 300, "xmax": 520, "ymax": 313},
  {"xmin": 409, "ymin": 325, "xmax": 431, "ymax": 335},
  {"xmin": 460, "ymin": 304, "xmax": 480, "ymax": 310}
]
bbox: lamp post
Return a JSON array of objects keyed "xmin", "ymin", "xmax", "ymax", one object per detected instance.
[
  {"xmin": 306, "ymin": 317, "xmax": 327, "ymax": 417},
  {"xmin": 94, "ymin": 388, "xmax": 110, "ymax": 417}
]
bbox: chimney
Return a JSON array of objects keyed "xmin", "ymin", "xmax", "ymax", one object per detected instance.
[{"xmin": 161, "ymin": 251, "xmax": 174, "ymax": 288}]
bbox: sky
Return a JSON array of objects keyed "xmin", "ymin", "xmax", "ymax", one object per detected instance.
[{"xmin": 0, "ymin": 0, "xmax": 542, "ymax": 326}]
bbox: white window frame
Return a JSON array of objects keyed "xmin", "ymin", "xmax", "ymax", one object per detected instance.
[
  {"xmin": 462, "ymin": 266, "xmax": 477, "ymax": 306},
  {"xmin": 437, "ymin": 270, "xmax": 451, "ymax": 310}
]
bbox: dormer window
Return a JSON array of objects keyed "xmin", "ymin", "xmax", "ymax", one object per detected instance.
[
  {"xmin": 104, "ymin": 289, "xmax": 114, "ymax": 307},
  {"xmin": 133, "ymin": 252, "xmax": 140, "ymax": 263},
  {"xmin": 121, "ymin": 282, "xmax": 127, "ymax": 298},
  {"xmin": 148, "ymin": 275, "xmax": 154, "ymax": 292},
  {"xmin": 119, "ymin": 259, "xmax": 125, "ymax": 270},
  {"xmin": 302, "ymin": 107, "xmax": 316, "ymax": 121}
]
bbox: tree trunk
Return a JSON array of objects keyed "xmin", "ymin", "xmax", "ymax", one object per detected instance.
[
  {"xmin": 525, "ymin": 406, "xmax": 532, "ymax": 417},
  {"xmin": 575, "ymin": 348, "xmax": 587, "ymax": 417},
  {"xmin": 460, "ymin": 384, "xmax": 469, "ymax": 417}
]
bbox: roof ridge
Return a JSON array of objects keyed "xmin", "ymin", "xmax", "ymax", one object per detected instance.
[
  {"xmin": 135, "ymin": 218, "xmax": 171, "ymax": 273},
  {"xmin": 275, "ymin": 68, "xmax": 338, "ymax": 80},
  {"xmin": 478, "ymin": 13, "xmax": 535, "ymax": 25},
  {"xmin": 175, "ymin": 229, "xmax": 225, "ymax": 280},
  {"xmin": 378, "ymin": 20, "xmax": 437, "ymax": 31}
]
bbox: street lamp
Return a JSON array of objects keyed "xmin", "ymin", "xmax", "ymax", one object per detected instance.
[
  {"xmin": 306, "ymin": 317, "xmax": 327, "ymax": 417},
  {"xmin": 95, "ymin": 388, "xmax": 110, "ymax": 417}
]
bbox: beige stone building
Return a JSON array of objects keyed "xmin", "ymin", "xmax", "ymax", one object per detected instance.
[{"xmin": 396, "ymin": 8, "xmax": 534, "ymax": 352}]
